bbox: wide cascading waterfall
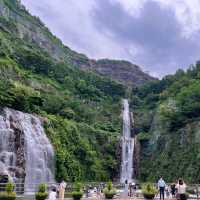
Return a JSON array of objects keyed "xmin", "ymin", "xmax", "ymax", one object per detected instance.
[
  {"xmin": 120, "ymin": 99, "xmax": 134, "ymax": 183},
  {"xmin": 0, "ymin": 108, "xmax": 55, "ymax": 193}
]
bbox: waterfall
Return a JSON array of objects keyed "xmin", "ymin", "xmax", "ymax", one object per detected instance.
[
  {"xmin": 0, "ymin": 108, "xmax": 55, "ymax": 193},
  {"xmin": 120, "ymin": 99, "xmax": 134, "ymax": 183}
]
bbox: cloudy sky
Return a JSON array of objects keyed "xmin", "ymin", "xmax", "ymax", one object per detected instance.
[{"xmin": 21, "ymin": 0, "xmax": 200, "ymax": 77}]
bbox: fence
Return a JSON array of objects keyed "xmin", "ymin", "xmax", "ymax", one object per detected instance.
[
  {"xmin": 0, "ymin": 182, "xmax": 58, "ymax": 194},
  {"xmin": 1, "ymin": 182, "xmax": 200, "ymax": 199}
]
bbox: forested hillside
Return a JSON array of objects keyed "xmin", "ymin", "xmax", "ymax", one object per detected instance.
[
  {"xmin": 4, "ymin": 0, "xmax": 200, "ymax": 184},
  {"xmin": 132, "ymin": 62, "xmax": 200, "ymax": 183},
  {"xmin": 0, "ymin": 0, "xmax": 129, "ymax": 182}
]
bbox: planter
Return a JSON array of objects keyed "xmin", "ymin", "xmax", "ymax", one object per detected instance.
[
  {"xmin": 35, "ymin": 192, "xmax": 48, "ymax": 200},
  {"xmin": 104, "ymin": 193, "xmax": 115, "ymax": 199},
  {"xmin": 143, "ymin": 193, "xmax": 155, "ymax": 199},
  {"xmin": 71, "ymin": 191, "xmax": 83, "ymax": 200},
  {"xmin": 142, "ymin": 183, "xmax": 157, "ymax": 200},
  {"xmin": 0, "ymin": 192, "xmax": 16, "ymax": 200},
  {"xmin": 104, "ymin": 191, "xmax": 116, "ymax": 199}
]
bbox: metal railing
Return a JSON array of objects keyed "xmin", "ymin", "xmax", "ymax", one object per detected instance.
[
  {"xmin": 0, "ymin": 182, "xmax": 58, "ymax": 194},
  {"xmin": 0, "ymin": 182, "xmax": 200, "ymax": 199}
]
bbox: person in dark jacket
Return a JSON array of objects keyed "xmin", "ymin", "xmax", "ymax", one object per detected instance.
[{"xmin": 171, "ymin": 183, "xmax": 176, "ymax": 197}]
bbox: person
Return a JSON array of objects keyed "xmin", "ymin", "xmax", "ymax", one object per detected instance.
[
  {"xmin": 59, "ymin": 180, "xmax": 66, "ymax": 200},
  {"xmin": 129, "ymin": 182, "xmax": 136, "ymax": 197},
  {"xmin": 165, "ymin": 185, "xmax": 170, "ymax": 198},
  {"xmin": 171, "ymin": 183, "xmax": 176, "ymax": 197},
  {"xmin": 122, "ymin": 180, "xmax": 129, "ymax": 198},
  {"xmin": 48, "ymin": 187, "xmax": 57, "ymax": 200},
  {"xmin": 176, "ymin": 179, "xmax": 187, "ymax": 200},
  {"xmin": 158, "ymin": 177, "xmax": 166, "ymax": 200}
]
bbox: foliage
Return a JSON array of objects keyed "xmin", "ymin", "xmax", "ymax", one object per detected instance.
[
  {"xmin": 71, "ymin": 182, "xmax": 83, "ymax": 200},
  {"xmin": 35, "ymin": 183, "xmax": 48, "ymax": 200},
  {"xmin": 142, "ymin": 183, "xmax": 157, "ymax": 199},
  {"xmin": 0, "ymin": 25, "xmax": 124, "ymax": 182},
  {"xmin": 73, "ymin": 182, "xmax": 83, "ymax": 192},
  {"xmin": 132, "ymin": 62, "xmax": 200, "ymax": 183},
  {"xmin": 38, "ymin": 183, "xmax": 47, "ymax": 193},
  {"xmin": 103, "ymin": 182, "xmax": 117, "ymax": 199},
  {"xmin": 137, "ymin": 132, "xmax": 151, "ymax": 141},
  {"xmin": 5, "ymin": 182, "xmax": 14, "ymax": 193},
  {"xmin": 0, "ymin": 52, "xmax": 122, "ymax": 182},
  {"xmin": 0, "ymin": 0, "xmax": 127, "ymax": 183}
]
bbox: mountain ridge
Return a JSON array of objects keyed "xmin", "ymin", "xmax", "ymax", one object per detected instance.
[{"xmin": 0, "ymin": 0, "xmax": 155, "ymax": 86}]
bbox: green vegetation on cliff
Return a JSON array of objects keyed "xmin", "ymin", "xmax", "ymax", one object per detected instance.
[
  {"xmin": 0, "ymin": 45, "xmax": 123, "ymax": 181},
  {"xmin": 132, "ymin": 63, "xmax": 200, "ymax": 183},
  {"xmin": 0, "ymin": 0, "xmax": 128, "ymax": 182}
]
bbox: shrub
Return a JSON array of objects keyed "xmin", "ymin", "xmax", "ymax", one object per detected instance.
[
  {"xmin": 71, "ymin": 182, "xmax": 83, "ymax": 200},
  {"xmin": 103, "ymin": 181, "xmax": 117, "ymax": 199},
  {"xmin": 35, "ymin": 183, "xmax": 48, "ymax": 200},
  {"xmin": 5, "ymin": 182, "xmax": 15, "ymax": 193},
  {"xmin": 73, "ymin": 182, "xmax": 82, "ymax": 192},
  {"xmin": 0, "ymin": 182, "xmax": 16, "ymax": 200},
  {"xmin": 142, "ymin": 183, "xmax": 157, "ymax": 199},
  {"xmin": 38, "ymin": 183, "xmax": 47, "ymax": 193}
]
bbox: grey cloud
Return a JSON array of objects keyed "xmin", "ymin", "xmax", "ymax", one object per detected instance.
[
  {"xmin": 21, "ymin": 0, "xmax": 200, "ymax": 77},
  {"xmin": 91, "ymin": 0, "xmax": 200, "ymax": 76}
]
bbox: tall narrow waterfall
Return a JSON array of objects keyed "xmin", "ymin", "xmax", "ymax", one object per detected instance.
[
  {"xmin": 120, "ymin": 99, "xmax": 134, "ymax": 183},
  {"xmin": 0, "ymin": 108, "xmax": 55, "ymax": 193}
]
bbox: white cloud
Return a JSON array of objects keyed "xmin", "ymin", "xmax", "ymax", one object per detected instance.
[
  {"xmin": 110, "ymin": 0, "xmax": 147, "ymax": 17},
  {"xmin": 153, "ymin": 0, "xmax": 200, "ymax": 38},
  {"xmin": 20, "ymin": 0, "xmax": 200, "ymax": 77},
  {"xmin": 112, "ymin": 0, "xmax": 200, "ymax": 38}
]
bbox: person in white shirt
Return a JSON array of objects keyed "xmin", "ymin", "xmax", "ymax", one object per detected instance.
[
  {"xmin": 157, "ymin": 177, "xmax": 166, "ymax": 200},
  {"xmin": 176, "ymin": 179, "xmax": 187, "ymax": 200},
  {"xmin": 48, "ymin": 188, "xmax": 57, "ymax": 200}
]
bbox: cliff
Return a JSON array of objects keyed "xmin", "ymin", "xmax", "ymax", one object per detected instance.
[
  {"xmin": 0, "ymin": 0, "xmax": 155, "ymax": 86},
  {"xmin": 132, "ymin": 66, "xmax": 200, "ymax": 183}
]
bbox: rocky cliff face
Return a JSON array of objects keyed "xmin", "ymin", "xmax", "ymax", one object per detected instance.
[
  {"xmin": 89, "ymin": 59, "xmax": 153, "ymax": 86},
  {"xmin": 0, "ymin": 0, "xmax": 155, "ymax": 86},
  {"xmin": 0, "ymin": 108, "xmax": 54, "ymax": 192},
  {"xmin": 137, "ymin": 107, "xmax": 200, "ymax": 182},
  {"xmin": 0, "ymin": 108, "xmax": 26, "ymax": 186}
]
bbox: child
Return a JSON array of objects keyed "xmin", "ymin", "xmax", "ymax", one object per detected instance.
[{"xmin": 165, "ymin": 186, "xmax": 170, "ymax": 198}]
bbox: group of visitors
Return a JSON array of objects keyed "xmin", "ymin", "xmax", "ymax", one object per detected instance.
[
  {"xmin": 48, "ymin": 180, "xmax": 66, "ymax": 200},
  {"xmin": 123, "ymin": 180, "xmax": 137, "ymax": 198},
  {"xmin": 48, "ymin": 181, "xmax": 103, "ymax": 200},
  {"xmin": 158, "ymin": 177, "xmax": 187, "ymax": 200},
  {"xmin": 48, "ymin": 177, "xmax": 187, "ymax": 200}
]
